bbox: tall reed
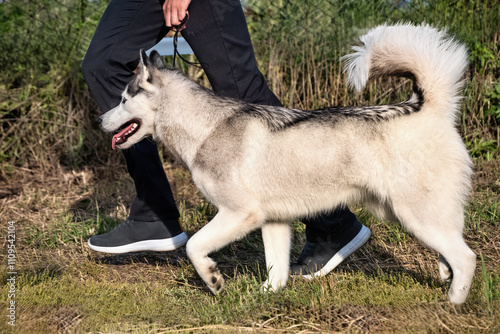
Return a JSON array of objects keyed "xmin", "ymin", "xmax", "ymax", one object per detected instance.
[
  {"xmin": 0, "ymin": 0, "xmax": 498, "ymax": 179},
  {"xmin": 247, "ymin": 0, "xmax": 499, "ymax": 154}
]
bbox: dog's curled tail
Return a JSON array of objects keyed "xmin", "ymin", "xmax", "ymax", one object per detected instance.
[{"xmin": 342, "ymin": 23, "xmax": 468, "ymax": 119}]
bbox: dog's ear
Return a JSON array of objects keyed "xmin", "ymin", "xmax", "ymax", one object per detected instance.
[
  {"xmin": 134, "ymin": 50, "xmax": 149, "ymax": 77},
  {"xmin": 140, "ymin": 49, "xmax": 150, "ymax": 66},
  {"xmin": 132, "ymin": 50, "xmax": 162, "ymax": 93},
  {"xmin": 149, "ymin": 50, "xmax": 166, "ymax": 70},
  {"xmin": 134, "ymin": 49, "xmax": 156, "ymax": 85}
]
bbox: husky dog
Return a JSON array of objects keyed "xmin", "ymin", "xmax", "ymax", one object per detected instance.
[{"xmin": 98, "ymin": 23, "xmax": 476, "ymax": 304}]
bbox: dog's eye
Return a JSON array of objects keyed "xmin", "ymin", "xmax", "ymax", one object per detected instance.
[{"xmin": 122, "ymin": 97, "xmax": 127, "ymax": 105}]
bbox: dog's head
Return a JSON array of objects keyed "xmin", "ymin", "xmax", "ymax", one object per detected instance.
[{"xmin": 98, "ymin": 50, "xmax": 166, "ymax": 150}]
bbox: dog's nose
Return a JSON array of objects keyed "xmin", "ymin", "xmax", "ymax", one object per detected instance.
[{"xmin": 97, "ymin": 116, "xmax": 103, "ymax": 125}]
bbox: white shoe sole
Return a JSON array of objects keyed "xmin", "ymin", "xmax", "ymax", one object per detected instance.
[
  {"xmin": 299, "ymin": 225, "xmax": 371, "ymax": 279},
  {"xmin": 87, "ymin": 232, "xmax": 188, "ymax": 254}
]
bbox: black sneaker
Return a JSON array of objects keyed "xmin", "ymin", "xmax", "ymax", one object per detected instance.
[
  {"xmin": 87, "ymin": 219, "xmax": 188, "ymax": 253},
  {"xmin": 290, "ymin": 220, "xmax": 371, "ymax": 279}
]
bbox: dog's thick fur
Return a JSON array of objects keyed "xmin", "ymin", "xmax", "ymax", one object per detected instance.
[{"xmin": 99, "ymin": 23, "xmax": 476, "ymax": 304}]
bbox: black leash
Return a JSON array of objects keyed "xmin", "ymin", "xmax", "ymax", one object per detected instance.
[{"xmin": 171, "ymin": 15, "xmax": 204, "ymax": 69}]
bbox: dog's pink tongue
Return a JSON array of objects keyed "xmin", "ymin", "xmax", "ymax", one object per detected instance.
[{"xmin": 112, "ymin": 123, "xmax": 135, "ymax": 150}]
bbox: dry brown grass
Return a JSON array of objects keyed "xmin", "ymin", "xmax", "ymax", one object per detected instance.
[
  {"xmin": 0, "ymin": 155, "xmax": 498, "ymax": 332},
  {"xmin": 1, "ymin": 0, "xmax": 498, "ymax": 331}
]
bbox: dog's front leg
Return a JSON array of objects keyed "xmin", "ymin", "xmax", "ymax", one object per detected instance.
[
  {"xmin": 261, "ymin": 221, "xmax": 292, "ymax": 292},
  {"xmin": 186, "ymin": 208, "xmax": 264, "ymax": 294}
]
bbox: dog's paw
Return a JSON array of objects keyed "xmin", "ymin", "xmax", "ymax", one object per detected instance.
[
  {"xmin": 260, "ymin": 278, "xmax": 286, "ymax": 293},
  {"xmin": 438, "ymin": 255, "xmax": 453, "ymax": 283},
  {"xmin": 206, "ymin": 265, "xmax": 224, "ymax": 294},
  {"xmin": 260, "ymin": 280, "xmax": 276, "ymax": 293},
  {"xmin": 448, "ymin": 284, "xmax": 470, "ymax": 305},
  {"xmin": 439, "ymin": 265, "xmax": 453, "ymax": 283}
]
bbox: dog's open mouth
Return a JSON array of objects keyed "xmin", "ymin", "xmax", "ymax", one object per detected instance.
[{"xmin": 112, "ymin": 119, "xmax": 141, "ymax": 150}]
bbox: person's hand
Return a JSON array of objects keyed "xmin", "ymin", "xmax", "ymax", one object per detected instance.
[{"xmin": 163, "ymin": 0, "xmax": 191, "ymax": 31}]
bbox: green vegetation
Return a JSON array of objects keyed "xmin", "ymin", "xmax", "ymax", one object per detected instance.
[
  {"xmin": 247, "ymin": 0, "xmax": 499, "ymax": 155},
  {"xmin": 1, "ymin": 0, "xmax": 499, "ymax": 332},
  {"xmin": 1, "ymin": 164, "xmax": 499, "ymax": 332},
  {"xmin": 0, "ymin": 0, "xmax": 109, "ymax": 177}
]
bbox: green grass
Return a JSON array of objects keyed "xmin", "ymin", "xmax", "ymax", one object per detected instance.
[
  {"xmin": 481, "ymin": 254, "xmax": 500, "ymax": 316},
  {"xmin": 0, "ymin": 0, "xmax": 499, "ymax": 332},
  {"xmin": 1, "ymin": 0, "xmax": 498, "ymax": 177},
  {"xmin": 0, "ymin": 252, "xmax": 476, "ymax": 332},
  {"xmin": 1, "ymin": 159, "xmax": 499, "ymax": 332}
]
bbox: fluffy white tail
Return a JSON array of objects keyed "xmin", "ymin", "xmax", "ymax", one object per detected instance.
[{"xmin": 343, "ymin": 23, "xmax": 468, "ymax": 119}]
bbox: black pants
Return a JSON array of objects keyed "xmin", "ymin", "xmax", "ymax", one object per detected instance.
[{"xmin": 81, "ymin": 0, "xmax": 357, "ymax": 240}]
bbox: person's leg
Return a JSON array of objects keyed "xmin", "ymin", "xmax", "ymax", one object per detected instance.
[
  {"xmin": 82, "ymin": 0, "xmax": 187, "ymax": 253},
  {"xmin": 82, "ymin": 0, "xmax": 170, "ymax": 112},
  {"xmin": 183, "ymin": 0, "xmax": 370, "ymax": 276},
  {"xmin": 182, "ymin": 0, "xmax": 281, "ymax": 105},
  {"xmin": 83, "ymin": 0, "xmax": 369, "ymax": 267},
  {"xmin": 290, "ymin": 208, "xmax": 371, "ymax": 277}
]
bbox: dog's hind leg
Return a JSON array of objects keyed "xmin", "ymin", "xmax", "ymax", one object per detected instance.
[
  {"xmin": 434, "ymin": 234, "xmax": 476, "ymax": 305},
  {"xmin": 261, "ymin": 221, "xmax": 292, "ymax": 292},
  {"xmin": 394, "ymin": 205, "xmax": 476, "ymax": 304},
  {"xmin": 429, "ymin": 233, "xmax": 475, "ymax": 304},
  {"xmin": 186, "ymin": 208, "xmax": 264, "ymax": 294}
]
